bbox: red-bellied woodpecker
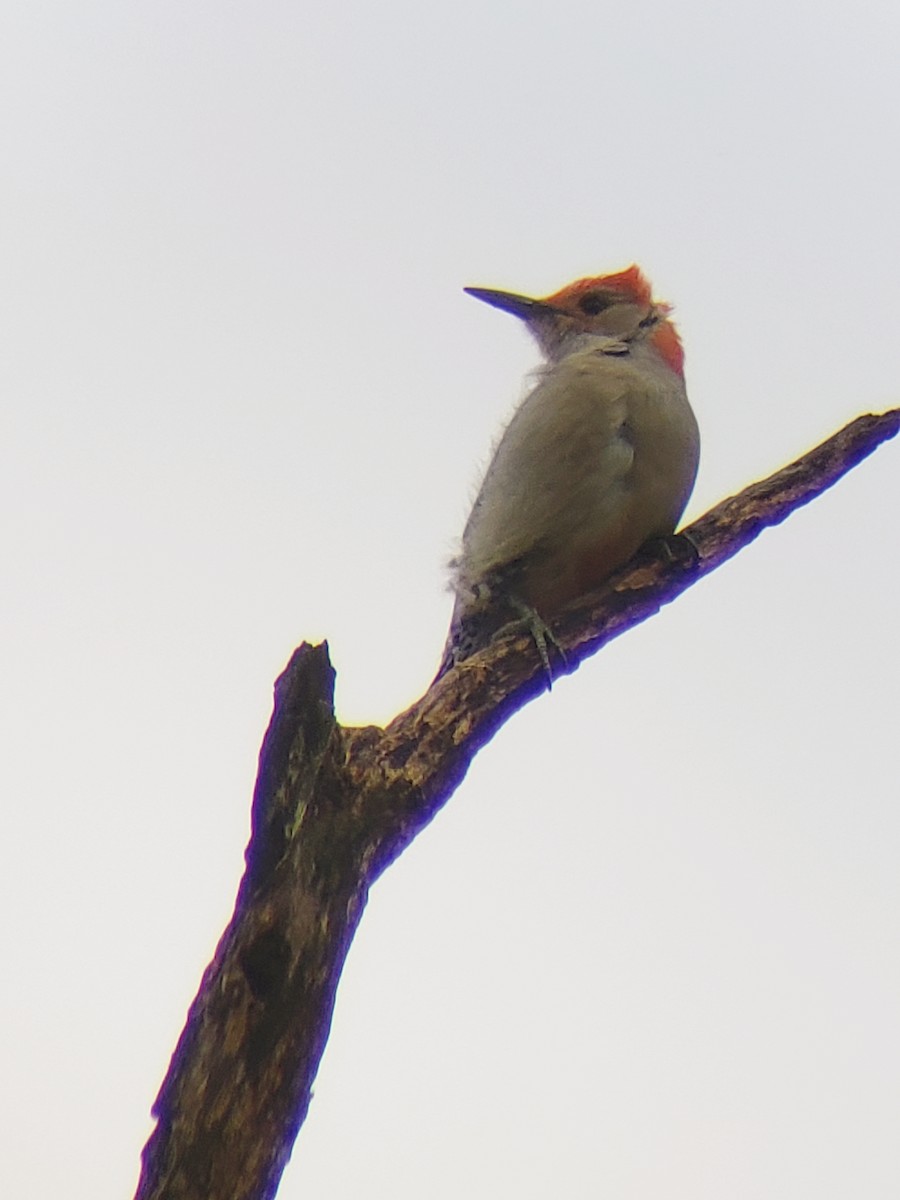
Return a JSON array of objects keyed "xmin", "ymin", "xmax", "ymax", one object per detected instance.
[{"xmin": 438, "ymin": 264, "xmax": 700, "ymax": 680}]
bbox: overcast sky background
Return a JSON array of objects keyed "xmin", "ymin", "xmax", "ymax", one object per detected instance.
[{"xmin": 3, "ymin": 2, "xmax": 899, "ymax": 1197}]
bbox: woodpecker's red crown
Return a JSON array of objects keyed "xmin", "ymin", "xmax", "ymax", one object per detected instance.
[{"xmin": 542, "ymin": 264, "xmax": 653, "ymax": 311}]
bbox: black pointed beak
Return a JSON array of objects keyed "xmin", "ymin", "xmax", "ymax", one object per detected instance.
[{"xmin": 464, "ymin": 286, "xmax": 552, "ymax": 320}]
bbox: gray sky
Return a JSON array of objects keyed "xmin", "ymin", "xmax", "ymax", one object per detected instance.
[{"xmin": 3, "ymin": 1, "xmax": 899, "ymax": 1196}]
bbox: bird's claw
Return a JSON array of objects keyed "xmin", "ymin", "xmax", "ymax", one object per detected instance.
[{"xmin": 509, "ymin": 596, "xmax": 566, "ymax": 689}]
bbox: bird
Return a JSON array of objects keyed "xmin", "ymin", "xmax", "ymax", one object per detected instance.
[{"xmin": 437, "ymin": 264, "xmax": 700, "ymax": 681}]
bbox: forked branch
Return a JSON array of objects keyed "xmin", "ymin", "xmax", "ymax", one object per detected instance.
[{"xmin": 136, "ymin": 409, "xmax": 899, "ymax": 1200}]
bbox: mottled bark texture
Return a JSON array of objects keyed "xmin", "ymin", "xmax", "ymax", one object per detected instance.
[{"xmin": 136, "ymin": 410, "xmax": 898, "ymax": 1200}]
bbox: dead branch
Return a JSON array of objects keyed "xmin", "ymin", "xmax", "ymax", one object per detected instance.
[{"xmin": 135, "ymin": 409, "xmax": 899, "ymax": 1200}]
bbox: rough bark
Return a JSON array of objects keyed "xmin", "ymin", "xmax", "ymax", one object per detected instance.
[{"xmin": 135, "ymin": 409, "xmax": 899, "ymax": 1200}]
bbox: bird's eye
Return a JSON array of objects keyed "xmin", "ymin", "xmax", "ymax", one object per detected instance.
[{"xmin": 578, "ymin": 292, "xmax": 614, "ymax": 315}]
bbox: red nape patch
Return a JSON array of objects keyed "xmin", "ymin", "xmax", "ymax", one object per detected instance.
[
  {"xmin": 651, "ymin": 320, "xmax": 685, "ymax": 376},
  {"xmin": 543, "ymin": 264, "xmax": 653, "ymax": 308}
]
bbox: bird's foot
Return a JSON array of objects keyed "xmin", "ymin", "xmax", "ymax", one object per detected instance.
[
  {"xmin": 509, "ymin": 596, "xmax": 566, "ymax": 690},
  {"xmin": 644, "ymin": 531, "xmax": 701, "ymax": 572}
]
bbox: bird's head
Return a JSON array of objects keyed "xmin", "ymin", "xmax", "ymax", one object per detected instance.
[{"xmin": 465, "ymin": 265, "xmax": 683, "ymax": 376}]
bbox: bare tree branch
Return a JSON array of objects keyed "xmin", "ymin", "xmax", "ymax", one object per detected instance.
[{"xmin": 135, "ymin": 409, "xmax": 899, "ymax": 1200}]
